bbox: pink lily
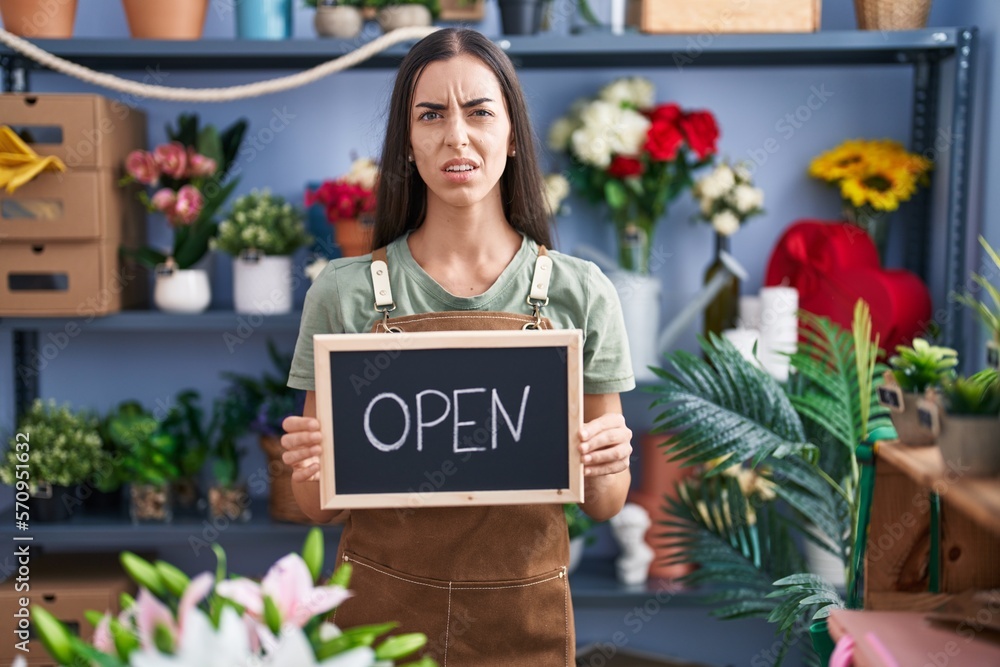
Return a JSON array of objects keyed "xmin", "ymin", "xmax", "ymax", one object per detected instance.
[
  {"xmin": 215, "ymin": 554, "xmax": 350, "ymax": 628},
  {"xmin": 134, "ymin": 572, "xmax": 214, "ymax": 651}
]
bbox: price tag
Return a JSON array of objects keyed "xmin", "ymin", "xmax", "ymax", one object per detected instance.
[
  {"xmin": 877, "ymin": 384, "xmax": 904, "ymax": 412},
  {"xmin": 916, "ymin": 398, "xmax": 940, "ymax": 438}
]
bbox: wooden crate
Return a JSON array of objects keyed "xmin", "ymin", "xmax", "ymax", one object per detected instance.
[
  {"xmin": 439, "ymin": 0, "xmax": 484, "ymax": 21},
  {"xmin": 627, "ymin": 0, "xmax": 821, "ymax": 34}
]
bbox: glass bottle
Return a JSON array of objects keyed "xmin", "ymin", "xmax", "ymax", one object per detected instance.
[{"xmin": 703, "ymin": 233, "xmax": 740, "ymax": 340}]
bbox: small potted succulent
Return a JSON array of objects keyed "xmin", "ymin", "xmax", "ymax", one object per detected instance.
[
  {"xmin": 107, "ymin": 401, "xmax": 181, "ymax": 523},
  {"xmin": 305, "ymin": 0, "xmax": 365, "ymax": 38},
  {"xmin": 0, "ymin": 399, "xmax": 107, "ymax": 522},
  {"xmin": 882, "ymin": 337, "xmax": 958, "ymax": 446},
  {"xmin": 954, "ymin": 235, "xmax": 1000, "ymax": 371},
  {"xmin": 213, "ymin": 188, "xmax": 311, "ymax": 315},
  {"xmin": 928, "ymin": 371, "xmax": 1000, "ymax": 477}
]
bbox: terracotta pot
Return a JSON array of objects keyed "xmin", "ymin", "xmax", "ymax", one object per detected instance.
[
  {"xmin": 890, "ymin": 391, "xmax": 937, "ymax": 447},
  {"xmin": 260, "ymin": 435, "xmax": 313, "ymax": 523},
  {"xmin": 333, "ymin": 219, "xmax": 372, "ymax": 258},
  {"xmin": 628, "ymin": 433, "xmax": 696, "ymax": 580},
  {"xmin": 0, "ymin": 0, "xmax": 77, "ymax": 38},
  {"xmin": 122, "ymin": 0, "xmax": 208, "ymax": 39}
]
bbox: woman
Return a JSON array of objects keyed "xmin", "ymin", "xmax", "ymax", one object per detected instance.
[{"xmin": 282, "ymin": 28, "xmax": 634, "ymax": 665}]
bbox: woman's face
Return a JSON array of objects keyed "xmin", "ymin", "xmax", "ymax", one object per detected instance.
[{"xmin": 409, "ymin": 54, "xmax": 513, "ymax": 212}]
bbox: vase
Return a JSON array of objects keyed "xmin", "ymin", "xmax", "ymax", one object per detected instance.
[
  {"xmin": 703, "ymin": 233, "xmax": 740, "ymax": 341},
  {"xmin": 260, "ymin": 434, "xmax": 313, "ymax": 523},
  {"xmin": 232, "ymin": 251, "xmax": 293, "ymax": 315},
  {"xmin": 376, "ymin": 4, "xmax": 432, "ymax": 31},
  {"xmin": 129, "ymin": 483, "xmax": 173, "ymax": 523},
  {"xmin": 334, "ymin": 219, "xmax": 372, "ymax": 258},
  {"xmin": 845, "ymin": 205, "xmax": 890, "ymax": 266},
  {"xmin": 497, "ymin": 0, "xmax": 544, "ymax": 35},
  {"xmin": 154, "ymin": 265, "xmax": 211, "ymax": 313},
  {"xmin": 616, "ymin": 221, "xmax": 652, "ymax": 274},
  {"xmin": 235, "ymin": 0, "xmax": 292, "ymax": 39},
  {"xmin": 627, "ymin": 433, "xmax": 696, "ymax": 581},
  {"xmin": 28, "ymin": 482, "xmax": 75, "ymax": 522},
  {"xmin": 208, "ymin": 483, "xmax": 252, "ymax": 522},
  {"xmin": 854, "ymin": 0, "xmax": 931, "ymax": 31},
  {"xmin": 313, "ymin": 4, "xmax": 362, "ymax": 38},
  {"xmin": 608, "ymin": 269, "xmax": 660, "ymax": 383},
  {"xmin": 0, "ymin": 0, "xmax": 77, "ymax": 37},
  {"xmin": 122, "ymin": 0, "xmax": 208, "ymax": 39}
]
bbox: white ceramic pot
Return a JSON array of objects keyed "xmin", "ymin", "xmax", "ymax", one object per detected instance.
[
  {"xmin": 313, "ymin": 4, "xmax": 362, "ymax": 38},
  {"xmin": 377, "ymin": 4, "xmax": 432, "ymax": 31},
  {"xmin": 232, "ymin": 253, "xmax": 293, "ymax": 315},
  {"xmin": 153, "ymin": 267, "xmax": 211, "ymax": 313},
  {"xmin": 609, "ymin": 271, "xmax": 661, "ymax": 384}
]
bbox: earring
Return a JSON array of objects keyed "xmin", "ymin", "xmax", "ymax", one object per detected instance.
[
  {"xmin": 407, "ymin": 153, "xmax": 413, "ymax": 162},
  {"xmin": 510, "ymin": 149, "xmax": 516, "ymax": 157}
]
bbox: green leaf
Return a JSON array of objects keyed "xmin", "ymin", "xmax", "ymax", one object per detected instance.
[
  {"xmin": 331, "ymin": 562, "xmax": 353, "ymax": 589},
  {"xmin": 31, "ymin": 606, "xmax": 75, "ymax": 665},
  {"xmin": 153, "ymin": 623, "xmax": 175, "ymax": 654},
  {"xmin": 604, "ymin": 179, "xmax": 628, "ymax": 210},
  {"xmin": 263, "ymin": 595, "xmax": 282, "ymax": 635},
  {"xmin": 303, "ymin": 528, "xmax": 323, "ymax": 583},
  {"xmin": 120, "ymin": 245, "xmax": 167, "ymax": 270},
  {"xmin": 375, "ymin": 633, "xmax": 428, "ymax": 660},
  {"xmin": 120, "ymin": 552, "xmax": 165, "ymax": 596},
  {"xmin": 156, "ymin": 560, "xmax": 191, "ymax": 598},
  {"xmin": 196, "ymin": 125, "xmax": 224, "ymax": 167}
]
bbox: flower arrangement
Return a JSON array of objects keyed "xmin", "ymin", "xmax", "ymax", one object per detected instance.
[
  {"xmin": 0, "ymin": 399, "xmax": 107, "ymax": 491},
  {"xmin": 31, "ymin": 530, "xmax": 435, "ymax": 667},
  {"xmin": 549, "ymin": 76, "xmax": 719, "ymax": 273},
  {"xmin": 306, "ymin": 157, "xmax": 378, "ymax": 226},
  {"xmin": 213, "ymin": 189, "xmax": 312, "ymax": 257},
  {"xmin": 809, "ymin": 139, "xmax": 932, "ymax": 262},
  {"xmin": 692, "ymin": 161, "xmax": 764, "ymax": 236},
  {"xmin": 543, "ymin": 173, "xmax": 571, "ymax": 217},
  {"xmin": 121, "ymin": 114, "xmax": 248, "ymax": 270}
]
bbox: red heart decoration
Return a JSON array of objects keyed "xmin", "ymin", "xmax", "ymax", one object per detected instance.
[{"xmin": 765, "ymin": 220, "xmax": 931, "ymax": 351}]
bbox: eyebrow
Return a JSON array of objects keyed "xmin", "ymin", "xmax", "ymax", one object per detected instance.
[{"xmin": 415, "ymin": 97, "xmax": 494, "ymax": 111}]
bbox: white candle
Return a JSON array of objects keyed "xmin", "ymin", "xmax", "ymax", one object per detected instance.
[
  {"xmin": 759, "ymin": 286, "xmax": 799, "ymax": 329},
  {"xmin": 738, "ymin": 296, "xmax": 762, "ymax": 330},
  {"xmin": 723, "ymin": 328, "xmax": 761, "ymax": 366},
  {"xmin": 611, "ymin": 0, "xmax": 626, "ymax": 35}
]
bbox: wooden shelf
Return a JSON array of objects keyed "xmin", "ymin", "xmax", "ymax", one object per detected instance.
[{"xmin": 876, "ymin": 439, "xmax": 1000, "ymax": 534}]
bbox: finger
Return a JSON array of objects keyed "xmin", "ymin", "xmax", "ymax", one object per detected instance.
[
  {"xmin": 579, "ymin": 426, "xmax": 632, "ymax": 456},
  {"xmin": 282, "ymin": 446, "xmax": 321, "ymax": 467},
  {"xmin": 582, "ymin": 442, "xmax": 632, "ymax": 468},
  {"xmin": 584, "ymin": 458, "xmax": 630, "ymax": 477},
  {"xmin": 281, "ymin": 430, "xmax": 323, "ymax": 452},
  {"xmin": 282, "ymin": 416, "xmax": 321, "ymax": 433},
  {"xmin": 290, "ymin": 461, "xmax": 320, "ymax": 483},
  {"xmin": 579, "ymin": 413, "xmax": 627, "ymax": 441}
]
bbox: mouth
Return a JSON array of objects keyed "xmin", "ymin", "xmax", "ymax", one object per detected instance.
[{"xmin": 442, "ymin": 158, "xmax": 479, "ymax": 173}]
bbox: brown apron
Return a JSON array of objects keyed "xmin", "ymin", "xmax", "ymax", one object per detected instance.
[{"xmin": 332, "ymin": 245, "xmax": 574, "ymax": 666}]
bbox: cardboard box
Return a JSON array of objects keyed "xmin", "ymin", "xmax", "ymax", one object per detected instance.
[
  {"xmin": 0, "ymin": 553, "xmax": 137, "ymax": 665},
  {"xmin": 0, "ymin": 238, "xmax": 147, "ymax": 316},
  {"xmin": 627, "ymin": 0, "xmax": 821, "ymax": 33},
  {"xmin": 0, "ymin": 93, "xmax": 147, "ymax": 170},
  {"xmin": 0, "ymin": 169, "xmax": 143, "ymax": 241}
]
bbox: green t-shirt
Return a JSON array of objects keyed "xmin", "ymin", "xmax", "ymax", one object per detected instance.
[{"xmin": 288, "ymin": 232, "xmax": 635, "ymax": 395}]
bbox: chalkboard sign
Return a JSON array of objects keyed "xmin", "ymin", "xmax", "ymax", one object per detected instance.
[{"xmin": 313, "ymin": 330, "xmax": 584, "ymax": 509}]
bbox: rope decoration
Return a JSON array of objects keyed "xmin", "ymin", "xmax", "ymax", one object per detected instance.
[{"xmin": 0, "ymin": 25, "xmax": 440, "ymax": 103}]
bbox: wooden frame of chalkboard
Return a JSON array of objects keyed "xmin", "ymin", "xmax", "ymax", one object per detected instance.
[{"xmin": 314, "ymin": 329, "xmax": 584, "ymax": 509}]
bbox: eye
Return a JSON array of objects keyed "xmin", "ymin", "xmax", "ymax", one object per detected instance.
[
  {"xmin": 471, "ymin": 109, "xmax": 494, "ymax": 117},
  {"xmin": 418, "ymin": 111, "xmax": 441, "ymax": 121}
]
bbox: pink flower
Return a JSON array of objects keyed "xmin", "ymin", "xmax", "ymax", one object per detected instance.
[
  {"xmin": 173, "ymin": 185, "xmax": 204, "ymax": 226},
  {"xmin": 187, "ymin": 148, "xmax": 218, "ymax": 178},
  {"xmin": 151, "ymin": 188, "xmax": 177, "ymax": 217},
  {"xmin": 154, "ymin": 142, "xmax": 189, "ymax": 179},
  {"xmin": 133, "ymin": 572, "xmax": 213, "ymax": 651},
  {"xmin": 215, "ymin": 553, "xmax": 351, "ymax": 628},
  {"xmin": 126, "ymin": 150, "xmax": 159, "ymax": 185}
]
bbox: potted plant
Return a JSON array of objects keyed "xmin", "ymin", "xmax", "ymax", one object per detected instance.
[
  {"xmin": 305, "ymin": 0, "xmax": 365, "ymax": 38},
  {"xmin": 157, "ymin": 390, "xmax": 213, "ymax": 512},
  {"xmin": 120, "ymin": 114, "xmax": 247, "ymax": 313},
  {"xmin": 107, "ymin": 401, "xmax": 181, "ymax": 523},
  {"xmin": 0, "ymin": 399, "xmax": 107, "ymax": 522},
  {"xmin": 564, "ymin": 503, "xmax": 596, "ymax": 574},
  {"xmin": 121, "ymin": 0, "xmax": 209, "ymax": 39},
  {"xmin": 306, "ymin": 157, "xmax": 378, "ymax": 258},
  {"xmin": 497, "ymin": 0, "xmax": 545, "ymax": 34},
  {"xmin": 32, "ymin": 530, "xmax": 432, "ymax": 667},
  {"xmin": 206, "ymin": 390, "xmax": 252, "ymax": 522},
  {"xmin": 954, "ymin": 235, "xmax": 1000, "ymax": 370},
  {"xmin": 882, "ymin": 337, "xmax": 958, "ymax": 446},
  {"xmin": 0, "ymin": 0, "xmax": 78, "ymax": 37},
  {"xmin": 213, "ymin": 188, "xmax": 311, "ymax": 315},
  {"xmin": 221, "ymin": 341, "xmax": 307, "ymax": 522},
  {"xmin": 365, "ymin": 0, "xmax": 438, "ymax": 30},
  {"xmin": 929, "ymin": 371, "xmax": 1000, "ymax": 477}
]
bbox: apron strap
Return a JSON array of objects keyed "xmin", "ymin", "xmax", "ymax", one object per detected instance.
[
  {"xmin": 370, "ymin": 247, "xmax": 395, "ymax": 311},
  {"xmin": 528, "ymin": 245, "xmax": 552, "ymax": 305}
]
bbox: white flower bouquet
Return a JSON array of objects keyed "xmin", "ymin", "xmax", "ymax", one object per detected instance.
[{"xmin": 692, "ymin": 161, "xmax": 764, "ymax": 236}]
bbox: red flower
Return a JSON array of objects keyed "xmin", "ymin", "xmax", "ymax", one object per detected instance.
[
  {"xmin": 679, "ymin": 111, "xmax": 719, "ymax": 160},
  {"xmin": 647, "ymin": 103, "xmax": 682, "ymax": 125},
  {"xmin": 307, "ymin": 179, "xmax": 376, "ymax": 224},
  {"xmin": 607, "ymin": 156, "xmax": 644, "ymax": 179},
  {"xmin": 644, "ymin": 119, "xmax": 685, "ymax": 162}
]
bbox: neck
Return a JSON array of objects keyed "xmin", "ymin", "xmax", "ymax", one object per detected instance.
[{"xmin": 411, "ymin": 191, "xmax": 522, "ymax": 262}]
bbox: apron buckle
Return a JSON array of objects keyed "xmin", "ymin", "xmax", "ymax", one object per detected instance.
[
  {"xmin": 523, "ymin": 297, "xmax": 547, "ymax": 330},
  {"xmin": 375, "ymin": 303, "xmax": 402, "ymax": 333}
]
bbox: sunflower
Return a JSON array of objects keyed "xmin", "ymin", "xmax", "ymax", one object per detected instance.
[
  {"xmin": 809, "ymin": 139, "xmax": 870, "ymax": 182},
  {"xmin": 840, "ymin": 163, "xmax": 919, "ymax": 212}
]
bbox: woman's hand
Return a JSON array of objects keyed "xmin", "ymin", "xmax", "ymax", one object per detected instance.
[
  {"xmin": 280, "ymin": 415, "xmax": 323, "ymax": 483},
  {"xmin": 579, "ymin": 412, "xmax": 633, "ymax": 478}
]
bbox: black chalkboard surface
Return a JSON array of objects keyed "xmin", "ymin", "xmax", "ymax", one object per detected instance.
[{"xmin": 313, "ymin": 330, "xmax": 583, "ymax": 509}]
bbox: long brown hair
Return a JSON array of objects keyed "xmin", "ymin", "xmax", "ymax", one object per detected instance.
[{"xmin": 371, "ymin": 28, "xmax": 552, "ymax": 250}]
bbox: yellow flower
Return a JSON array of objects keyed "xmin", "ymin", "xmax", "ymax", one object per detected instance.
[
  {"xmin": 809, "ymin": 139, "xmax": 870, "ymax": 182},
  {"xmin": 810, "ymin": 139, "xmax": 933, "ymax": 210},
  {"xmin": 839, "ymin": 163, "xmax": 919, "ymax": 212}
]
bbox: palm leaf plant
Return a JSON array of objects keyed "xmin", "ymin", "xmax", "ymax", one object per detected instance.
[{"xmin": 648, "ymin": 300, "xmax": 889, "ymax": 664}]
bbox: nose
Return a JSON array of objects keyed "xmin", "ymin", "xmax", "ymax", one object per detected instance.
[{"xmin": 444, "ymin": 115, "xmax": 469, "ymax": 149}]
